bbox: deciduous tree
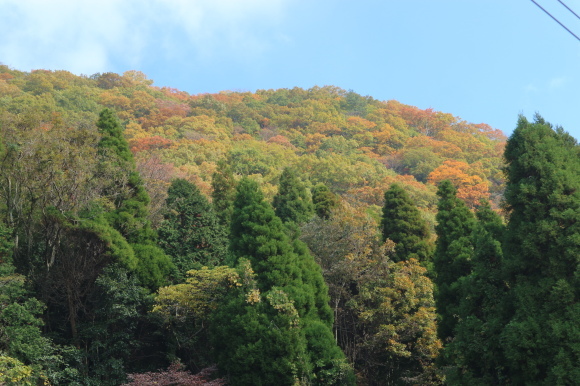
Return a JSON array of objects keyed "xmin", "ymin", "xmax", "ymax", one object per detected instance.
[{"xmin": 302, "ymin": 203, "xmax": 441, "ymax": 384}]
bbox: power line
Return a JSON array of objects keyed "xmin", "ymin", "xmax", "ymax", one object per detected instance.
[
  {"xmin": 530, "ymin": 0, "xmax": 580, "ymax": 42},
  {"xmin": 558, "ymin": 0, "xmax": 580, "ymax": 21}
]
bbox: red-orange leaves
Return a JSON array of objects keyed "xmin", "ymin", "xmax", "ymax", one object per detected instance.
[
  {"xmin": 267, "ymin": 135, "xmax": 295, "ymax": 148},
  {"xmin": 130, "ymin": 136, "xmax": 174, "ymax": 153},
  {"xmin": 427, "ymin": 160, "xmax": 489, "ymax": 208}
]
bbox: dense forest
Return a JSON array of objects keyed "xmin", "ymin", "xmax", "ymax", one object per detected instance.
[{"xmin": 0, "ymin": 66, "xmax": 577, "ymax": 385}]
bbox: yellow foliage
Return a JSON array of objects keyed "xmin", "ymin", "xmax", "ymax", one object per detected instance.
[
  {"xmin": 153, "ymin": 266, "xmax": 240, "ymax": 320},
  {"xmin": 265, "ymin": 289, "xmax": 300, "ymax": 327},
  {"xmin": 246, "ymin": 289, "xmax": 261, "ymax": 305},
  {"xmin": 0, "ymin": 356, "xmax": 44, "ymax": 386}
]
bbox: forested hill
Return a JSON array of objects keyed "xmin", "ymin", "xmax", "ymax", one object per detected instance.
[
  {"xmin": 0, "ymin": 66, "xmax": 506, "ymax": 219},
  {"xmin": 0, "ymin": 66, "xmax": 518, "ymax": 384}
]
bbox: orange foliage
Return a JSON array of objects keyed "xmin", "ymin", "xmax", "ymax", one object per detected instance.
[
  {"xmin": 435, "ymin": 129, "xmax": 485, "ymax": 156},
  {"xmin": 139, "ymin": 97, "xmax": 190, "ymax": 130},
  {"xmin": 472, "ymin": 123, "xmax": 507, "ymax": 141},
  {"xmin": 158, "ymin": 86, "xmax": 190, "ymax": 101},
  {"xmin": 267, "ymin": 135, "xmax": 295, "ymax": 148},
  {"xmin": 344, "ymin": 116, "xmax": 377, "ymax": 139},
  {"xmin": 349, "ymin": 174, "xmax": 433, "ymax": 208},
  {"xmin": 309, "ymin": 122, "xmax": 342, "ymax": 136},
  {"xmin": 130, "ymin": 136, "xmax": 174, "ymax": 153},
  {"xmin": 233, "ymin": 133, "xmax": 253, "ymax": 141},
  {"xmin": 259, "ymin": 117, "xmax": 272, "ymax": 128},
  {"xmin": 176, "ymin": 165, "xmax": 213, "ymax": 197},
  {"xmin": 157, "ymin": 99, "xmax": 190, "ymax": 118},
  {"xmin": 398, "ymin": 105, "xmax": 455, "ymax": 136},
  {"xmin": 405, "ymin": 135, "xmax": 462, "ymax": 159},
  {"xmin": 359, "ymin": 146, "xmax": 380, "ymax": 159},
  {"xmin": 304, "ymin": 133, "xmax": 328, "ymax": 152},
  {"xmin": 212, "ymin": 91, "xmax": 244, "ymax": 104},
  {"xmin": 427, "ymin": 160, "xmax": 489, "ymax": 208},
  {"xmin": 346, "ymin": 116, "xmax": 377, "ymax": 130},
  {"xmin": 371, "ymin": 124, "xmax": 396, "ymax": 142}
]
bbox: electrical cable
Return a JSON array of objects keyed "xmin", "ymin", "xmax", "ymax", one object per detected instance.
[
  {"xmin": 558, "ymin": 0, "xmax": 580, "ymax": 21},
  {"xmin": 530, "ymin": 0, "xmax": 580, "ymax": 42}
]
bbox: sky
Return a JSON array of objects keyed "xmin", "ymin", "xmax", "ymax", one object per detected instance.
[{"xmin": 2, "ymin": 0, "xmax": 580, "ymax": 139}]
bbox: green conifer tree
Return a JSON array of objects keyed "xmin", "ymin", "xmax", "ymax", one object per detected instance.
[
  {"xmin": 273, "ymin": 168, "xmax": 314, "ymax": 225},
  {"xmin": 211, "ymin": 159, "xmax": 237, "ymax": 228},
  {"xmin": 500, "ymin": 115, "xmax": 580, "ymax": 384},
  {"xmin": 158, "ymin": 179, "xmax": 228, "ymax": 279},
  {"xmin": 433, "ymin": 180, "xmax": 475, "ymax": 342},
  {"xmin": 381, "ymin": 183, "xmax": 432, "ymax": 264},
  {"xmin": 311, "ymin": 183, "xmax": 338, "ymax": 219},
  {"xmin": 213, "ymin": 178, "xmax": 353, "ymax": 385},
  {"xmin": 96, "ymin": 108, "xmax": 172, "ymax": 289},
  {"xmin": 445, "ymin": 200, "xmax": 508, "ymax": 384}
]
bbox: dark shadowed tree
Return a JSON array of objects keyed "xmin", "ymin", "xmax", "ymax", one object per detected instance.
[
  {"xmin": 445, "ymin": 200, "xmax": 508, "ymax": 384},
  {"xmin": 381, "ymin": 183, "xmax": 432, "ymax": 264},
  {"xmin": 311, "ymin": 183, "xmax": 339, "ymax": 219},
  {"xmin": 433, "ymin": 180, "xmax": 475, "ymax": 342},
  {"xmin": 158, "ymin": 178, "xmax": 229, "ymax": 279}
]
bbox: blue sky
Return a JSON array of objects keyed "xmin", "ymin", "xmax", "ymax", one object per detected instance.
[{"xmin": 2, "ymin": 0, "xmax": 580, "ymax": 139}]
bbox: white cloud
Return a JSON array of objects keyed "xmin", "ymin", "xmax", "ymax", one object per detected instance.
[
  {"xmin": 524, "ymin": 84, "xmax": 538, "ymax": 92},
  {"xmin": 548, "ymin": 77, "xmax": 566, "ymax": 89},
  {"xmin": 0, "ymin": 0, "xmax": 290, "ymax": 74}
]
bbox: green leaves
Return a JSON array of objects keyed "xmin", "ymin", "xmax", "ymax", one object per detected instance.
[
  {"xmin": 213, "ymin": 177, "xmax": 352, "ymax": 385},
  {"xmin": 158, "ymin": 178, "xmax": 229, "ymax": 279},
  {"xmin": 499, "ymin": 115, "xmax": 580, "ymax": 384},
  {"xmin": 97, "ymin": 108, "xmax": 172, "ymax": 290},
  {"xmin": 433, "ymin": 179, "xmax": 475, "ymax": 341},
  {"xmin": 382, "ymin": 183, "xmax": 433, "ymax": 264},
  {"xmin": 273, "ymin": 168, "xmax": 314, "ymax": 225}
]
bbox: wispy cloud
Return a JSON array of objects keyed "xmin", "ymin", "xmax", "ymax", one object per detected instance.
[
  {"xmin": 0, "ymin": 0, "xmax": 290, "ymax": 74},
  {"xmin": 548, "ymin": 76, "xmax": 566, "ymax": 89}
]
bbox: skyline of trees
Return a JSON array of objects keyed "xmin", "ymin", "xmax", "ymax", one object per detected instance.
[{"xmin": 0, "ymin": 66, "xmax": 577, "ymax": 385}]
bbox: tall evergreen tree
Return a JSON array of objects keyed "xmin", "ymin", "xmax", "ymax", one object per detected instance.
[
  {"xmin": 213, "ymin": 178, "xmax": 353, "ymax": 385},
  {"xmin": 97, "ymin": 108, "xmax": 152, "ymax": 243},
  {"xmin": 211, "ymin": 159, "xmax": 237, "ymax": 228},
  {"xmin": 500, "ymin": 115, "xmax": 580, "ymax": 384},
  {"xmin": 158, "ymin": 178, "xmax": 228, "ymax": 279},
  {"xmin": 445, "ymin": 200, "xmax": 508, "ymax": 384},
  {"xmin": 311, "ymin": 183, "xmax": 338, "ymax": 219},
  {"xmin": 381, "ymin": 183, "xmax": 432, "ymax": 264},
  {"xmin": 96, "ymin": 108, "xmax": 172, "ymax": 289},
  {"xmin": 433, "ymin": 180, "xmax": 475, "ymax": 342},
  {"xmin": 273, "ymin": 167, "xmax": 314, "ymax": 225}
]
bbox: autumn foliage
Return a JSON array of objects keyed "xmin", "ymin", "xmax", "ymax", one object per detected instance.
[
  {"xmin": 0, "ymin": 65, "xmax": 513, "ymax": 385},
  {"xmin": 427, "ymin": 160, "xmax": 489, "ymax": 207}
]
